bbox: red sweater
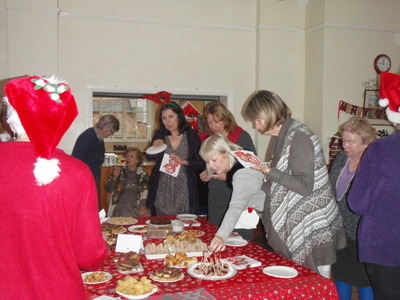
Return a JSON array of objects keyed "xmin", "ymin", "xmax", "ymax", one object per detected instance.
[{"xmin": 0, "ymin": 142, "xmax": 107, "ymax": 300}]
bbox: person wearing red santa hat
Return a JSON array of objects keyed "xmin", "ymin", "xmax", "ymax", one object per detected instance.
[
  {"xmin": 0, "ymin": 75, "xmax": 108, "ymax": 300},
  {"xmin": 348, "ymin": 72, "xmax": 400, "ymax": 300}
]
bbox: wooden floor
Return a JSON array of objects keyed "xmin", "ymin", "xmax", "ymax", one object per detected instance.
[{"xmin": 252, "ymin": 223, "xmax": 358, "ymax": 300}]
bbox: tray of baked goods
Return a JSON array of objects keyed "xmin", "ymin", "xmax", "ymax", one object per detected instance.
[
  {"xmin": 101, "ymin": 224, "xmax": 127, "ymax": 235},
  {"xmin": 144, "ymin": 238, "xmax": 208, "ymax": 259},
  {"xmin": 164, "ymin": 252, "xmax": 198, "ymax": 268}
]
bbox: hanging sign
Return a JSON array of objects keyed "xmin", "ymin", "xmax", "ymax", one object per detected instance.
[{"xmin": 337, "ymin": 100, "xmax": 387, "ymax": 120}]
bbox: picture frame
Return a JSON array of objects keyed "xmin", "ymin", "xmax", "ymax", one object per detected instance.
[{"xmin": 363, "ymin": 89, "xmax": 385, "ymax": 119}]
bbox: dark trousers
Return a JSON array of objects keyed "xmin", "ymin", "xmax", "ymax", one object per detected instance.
[{"xmin": 365, "ymin": 262, "xmax": 400, "ymax": 300}]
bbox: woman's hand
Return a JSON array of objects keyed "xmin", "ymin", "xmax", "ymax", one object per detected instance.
[
  {"xmin": 112, "ymin": 166, "xmax": 122, "ymax": 179},
  {"xmin": 251, "ymin": 163, "xmax": 271, "ymax": 175},
  {"xmin": 139, "ymin": 206, "xmax": 150, "ymax": 217},
  {"xmin": 208, "ymin": 236, "xmax": 226, "ymax": 253},
  {"xmin": 153, "ymin": 139, "xmax": 165, "ymax": 147},
  {"xmin": 200, "ymin": 170, "xmax": 211, "ymax": 182},
  {"xmin": 169, "ymin": 153, "xmax": 188, "ymax": 166},
  {"xmin": 213, "ymin": 173, "xmax": 227, "ymax": 181}
]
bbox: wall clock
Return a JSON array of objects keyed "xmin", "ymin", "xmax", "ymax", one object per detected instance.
[{"xmin": 374, "ymin": 54, "xmax": 391, "ymax": 74}]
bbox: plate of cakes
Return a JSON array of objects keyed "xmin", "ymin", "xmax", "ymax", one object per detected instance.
[
  {"xmin": 107, "ymin": 217, "xmax": 138, "ymax": 225},
  {"xmin": 150, "ymin": 267, "xmax": 184, "ymax": 282}
]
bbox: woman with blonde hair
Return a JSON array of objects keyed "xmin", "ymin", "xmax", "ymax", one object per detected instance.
[
  {"xmin": 199, "ymin": 134, "xmax": 265, "ymax": 253},
  {"xmin": 243, "ymin": 90, "xmax": 346, "ymax": 277},
  {"xmin": 330, "ymin": 117, "xmax": 376, "ymax": 300},
  {"xmin": 200, "ymin": 102, "xmax": 256, "ymax": 241}
]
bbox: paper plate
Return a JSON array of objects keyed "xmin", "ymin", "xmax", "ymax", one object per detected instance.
[
  {"xmin": 107, "ymin": 217, "xmax": 138, "ymax": 225},
  {"xmin": 176, "ymin": 214, "xmax": 198, "ymax": 220},
  {"xmin": 150, "ymin": 272, "xmax": 184, "ymax": 283},
  {"xmin": 81, "ymin": 272, "xmax": 112, "ymax": 284},
  {"xmin": 187, "ymin": 262, "xmax": 237, "ymax": 281},
  {"xmin": 128, "ymin": 225, "xmax": 148, "ymax": 233},
  {"xmin": 116, "ymin": 287, "xmax": 158, "ymax": 299},
  {"xmin": 263, "ymin": 266, "xmax": 298, "ymax": 278},
  {"xmin": 146, "ymin": 144, "xmax": 167, "ymax": 155},
  {"xmin": 225, "ymin": 238, "xmax": 248, "ymax": 247}
]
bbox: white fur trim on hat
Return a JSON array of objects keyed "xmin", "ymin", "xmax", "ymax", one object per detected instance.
[
  {"xmin": 33, "ymin": 157, "xmax": 61, "ymax": 186},
  {"xmin": 385, "ymin": 107, "xmax": 400, "ymax": 124},
  {"xmin": 3, "ymin": 97, "xmax": 25, "ymax": 138},
  {"xmin": 379, "ymin": 98, "xmax": 389, "ymax": 108}
]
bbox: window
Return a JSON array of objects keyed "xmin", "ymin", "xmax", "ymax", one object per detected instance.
[
  {"xmin": 91, "ymin": 90, "xmax": 228, "ymax": 145},
  {"xmin": 93, "ymin": 93, "xmax": 158, "ymax": 142}
]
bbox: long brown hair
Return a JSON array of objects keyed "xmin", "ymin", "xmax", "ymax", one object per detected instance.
[{"xmin": 203, "ymin": 102, "xmax": 237, "ymax": 135}]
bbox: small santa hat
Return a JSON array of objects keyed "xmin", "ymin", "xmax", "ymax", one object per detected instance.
[
  {"xmin": 4, "ymin": 75, "xmax": 78, "ymax": 185},
  {"xmin": 378, "ymin": 72, "xmax": 400, "ymax": 124}
]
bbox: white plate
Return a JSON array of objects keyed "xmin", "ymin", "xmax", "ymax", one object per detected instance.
[
  {"xmin": 145, "ymin": 251, "xmax": 203, "ymax": 260},
  {"xmin": 107, "ymin": 217, "xmax": 138, "ymax": 225},
  {"xmin": 220, "ymin": 255, "xmax": 262, "ymax": 270},
  {"xmin": 176, "ymin": 214, "xmax": 198, "ymax": 220},
  {"xmin": 187, "ymin": 262, "xmax": 237, "ymax": 281},
  {"xmin": 115, "ymin": 261, "xmax": 144, "ymax": 274},
  {"xmin": 81, "ymin": 272, "xmax": 112, "ymax": 284},
  {"xmin": 102, "ymin": 226, "xmax": 127, "ymax": 235},
  {"xmin": 263, "ymin": 266, "xmax": 299, "ymax": 278},
  {"xmin": 146, "ymin": 144, "xmax": 167, "ymax": 155},
  {"xmin": 225, "ymin": 238, "xmax": 248, "ymax": 247},
  {"xmin": 128, "ymin": 225, "xmax": 148, "ymax": 233},
  {"xmin": 116, "ymin": 287, "xmax": 158, "ymax": 300},
  {"xmin": 174, "ymin": 219, "xmax": 201, "ymax": 227},
  {"xmin": 183, "ymin": 230, "xmax": 205, "ymax": 237},
  {"xmin": 150, "ymin": 272, "xmax": 184, "ymax": 283}
]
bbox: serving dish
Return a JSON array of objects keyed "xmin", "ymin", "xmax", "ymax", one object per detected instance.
[
  {"xmin": 81, "ymin": 272, "xmax": 112, "ymax": 284},
  {"xmin": 187, "ymin": 262, "xmax": 237, "ymax": 281}
]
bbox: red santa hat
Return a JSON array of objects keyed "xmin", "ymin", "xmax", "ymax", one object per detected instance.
[
  {"xmin": 4, "ymin": 75, "xmax": 78, "ymax": 185},
  {"xmin": 378, "ymin": 72, "xmax": 400, "ymax": 124}
]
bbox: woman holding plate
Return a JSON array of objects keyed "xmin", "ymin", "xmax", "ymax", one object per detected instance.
[
  {"xmin": 146, "ymin": 102, "xmax": 205, "ymax": 216},
  {"xmin": 199, "ymin": 134, "xmax": 265, "ymax": 253},
  {"xmin": 199, "ymin": 102, "xmax": 256, "ymax": 241},
  {"xmin": 242, "ymin": 90, "xmax": 346, "ymax": 277}
]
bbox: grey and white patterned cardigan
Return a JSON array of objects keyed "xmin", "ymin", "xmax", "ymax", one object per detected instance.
[{"xmin": 263, "ymin": 118, "xmax": 347, "ymax": 272}]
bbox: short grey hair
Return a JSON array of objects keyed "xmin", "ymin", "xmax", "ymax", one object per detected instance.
[
  {"xmin": 95, "ymin": 114, "xmax": 120, "ymax": 132},
  {"xmin": 199, "ymin": 134, "xmax": 242, "ymax": 174}
]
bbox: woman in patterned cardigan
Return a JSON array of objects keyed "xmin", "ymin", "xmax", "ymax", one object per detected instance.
[{"xmin": 243, "ymin": 90, "xmax": 347, "ymax": 277}]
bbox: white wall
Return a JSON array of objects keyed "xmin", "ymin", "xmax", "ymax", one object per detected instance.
[
  {"xmin": 305, "ymin": 0, "xmax": 400, "ymax": 158},
  {"xmin": 2, "ymin": 0, "xmax": 400, "ymax": 160}
]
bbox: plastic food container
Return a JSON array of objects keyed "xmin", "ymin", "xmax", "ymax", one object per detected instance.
[
  {"xmin": 172, "ymin": 220, "xmax": 184, "ymax": 233},
  {"xmin": 146, "ymin": 225, "xmax": 173, "ymax": 239}
]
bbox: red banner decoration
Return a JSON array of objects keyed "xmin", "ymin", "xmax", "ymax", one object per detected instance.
[
  {"xmin": 338, "ymin": 100, "xmax": 387, "ymax": 120},
  {"xmin": 181, "ymin": 101, "xmax": 200, "ymax": 132},
  {"xmin": 141, "ymin": 91, "xmax": 172, "ymax": 105}
]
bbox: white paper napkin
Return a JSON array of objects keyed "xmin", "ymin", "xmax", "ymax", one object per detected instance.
[
  {"xmin": 229, "ymin": 150, "xmax": 264, "ymax": 168},
  {"xmin": 99, "ymin": 209, "xmax": 107, "ymax": 224},
  {"xmin": 159, "ymin": 153, "xmax": 180, "ymax": 177},
  {"xmin": 234, "ymin": 208, "xmax": 259, "ymax": 229},
  {"xmin": 115, "ymin": 234, "xmax": 143, "ymax": 253}
]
